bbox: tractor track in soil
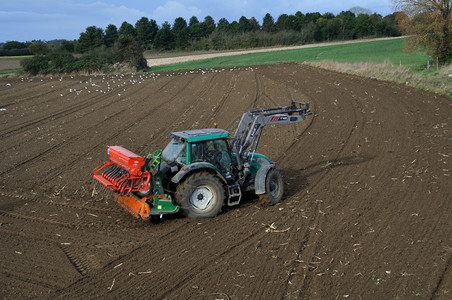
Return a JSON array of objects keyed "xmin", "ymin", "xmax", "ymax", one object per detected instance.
[{"xmin": 0, "ymin": 64, "xmax": 451, "ymax": 299}]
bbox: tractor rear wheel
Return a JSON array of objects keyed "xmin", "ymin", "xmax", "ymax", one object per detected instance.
[
  {"xmin": 176, "ymin": 172, "xmax": 224, "ymax": 218},
  {"xmin": 264, "ymin": 168, "xmax": 284, "ymax": 205}
]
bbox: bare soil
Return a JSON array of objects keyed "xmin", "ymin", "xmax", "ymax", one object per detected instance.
[
  {"xmin": 0, "ymin": 64, "xmax": 451, "ymax": 299},
  {"xmin": 0, "ymin": 58, "xmax": 22, "ymax": 72}
]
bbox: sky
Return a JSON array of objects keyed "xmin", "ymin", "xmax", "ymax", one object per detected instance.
[{"xmin": 0, "ymin": 0, "xmax": 394, "ymax": 43}]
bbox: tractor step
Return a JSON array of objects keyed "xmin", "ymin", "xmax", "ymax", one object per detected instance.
[{"xmin": 227, "ymin": 183, "xmax": 242, "ymax": 206}]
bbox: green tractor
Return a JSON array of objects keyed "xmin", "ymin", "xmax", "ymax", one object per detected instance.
[{"xmin": 93, "ymin": 102, "xmax": 311, "ymax": 219}]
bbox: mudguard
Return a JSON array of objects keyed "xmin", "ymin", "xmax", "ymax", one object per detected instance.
[
  {"xmin": 254, "ymin": 164, "xmax": 275, "ymax": 194},
  {"xmin": 171, "ymin": 162, "xmax": 227, "ymax": 185}
]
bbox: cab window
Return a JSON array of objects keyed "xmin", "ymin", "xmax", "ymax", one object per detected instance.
[
  {"xmin": 162, "ymin": 138, "xmax": 186, "ymax": 164},
  {"xmin": 191, "ymin": 142, "xmax": 204, "ymax": 163},
  {"xmin": 205, "ymin": 139, "xmax": 232, "ymax": 174}
]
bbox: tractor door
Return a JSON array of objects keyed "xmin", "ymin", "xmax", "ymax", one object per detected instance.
[{"xmin": 191, "ymin": 139, "xmax": 233, "ymax": 179}]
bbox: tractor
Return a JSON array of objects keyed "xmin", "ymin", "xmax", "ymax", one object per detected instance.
[{"xmin": 93, "ymin": 102, "xmax": 311, "ymax": 219}]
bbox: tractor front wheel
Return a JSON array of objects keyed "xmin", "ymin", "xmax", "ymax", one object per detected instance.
[{"xmin": 176, "ymin": 172, "xmax": 224, "ymax": 218}]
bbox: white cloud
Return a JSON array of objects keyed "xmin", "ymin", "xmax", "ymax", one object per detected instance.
[
  {"xmin": 0, "ymin": 10, "xmax": 78, "ymax": 41},
  {"xmin": 0, "ymin": 10, "xmax": 64, "ymax": 23},
  {"xmin": 64, "ymin": 2, "xmax": 146, "ymax": 23},
  {"xmin": 0, "ymin": 2, "xmax": 149, "ymax": 41},
  {"xmin": 151, "ymin": 1, "xmax": 202, "ymax": 24}
]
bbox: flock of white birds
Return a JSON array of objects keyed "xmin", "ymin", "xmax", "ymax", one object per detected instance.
[{"xmin": 4, "ymin": 66, "xmax": 258, "ymax": 101}]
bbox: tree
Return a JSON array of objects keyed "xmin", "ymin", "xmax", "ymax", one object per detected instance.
[
  {"xmin": 135, "ymin": 17, "xmax": 153, "ymax": 48},
  {"xmin": 112, "ymin": 35, "xmax": 147, "ymax": 70},
  {"xmin": 172, "ymin": 17, "xmax": 189, "ymax": 49},
  {"xmin": 285, "ymin": 15, "xmax": 300, "ymax": 31},
  {"xmin": 135, "ymin": 18, "xmax": 158, "ymax": 48},
  {"xmin": 189, "ymin": 16, "xmax": 199, "ymax": 27},
  {"xmin": 149, "ymin": 19, "xmax": 159, "ymax": 42},
  {"xmin": 326, "ymin": 18, "xmax": 341, "ymax": 40},
  {"xmin": 262, "ymin": 13, "xmax": 276, "ymax": 32},
  {"xmin": 355, "ymin": 14, "xmax": 372, "ymax": 38},
  {"xmin": 276, "ymin": 14, "xmax": 289, "ymax": 31},
  {"xmin": 118, "ymin": 21, "xmax": 136, "ymax": 37},
  {"xmin": 369, "ymin": 13, "xmax": 385, "ymax": 36},
  {"xmin": 337, "ymin": 11, "xmax": 356, "ymax": 40},
  {"xmin": 28, "ymin": 42, "xmax": 49, "ymax": 55},
  {"xmin": 203, "ymin": 16, "xmax": 216, "ymax": 36},
  {"xmin": 238, "ymin": 16, "xmax": 253, "ymax": 32},
  {"xmin": 76, "ymin": 26, "xmax": 104, "ymax": 53},
  {"xmin": 229, "ymin": 21, "xmax": 240, "ymax": 34},
  {"xmin": 217, "ymin": 18, "xmax": 230, "ymax": 32},
  {"xmin": 305, "ymin": 12, "xmax": 322, "ymax": 24},
  {"xmin": 295, "ymin": 11, "xmax": 306, "ymax": 28},
  {"xmin": 104, "ymin": 24, "xmax": 118, "ymax": 47},
  {"xmin": 21, "ymin": 56, "xmax": 49, "ymax": 75},
  {"xmin": 382, "ymin": 13, "xmax": 401, "ymax": 36},
  {"xmin": 249, "ymin": 17, "xmax": 260, "ymax": 31},
  {"xmin": 323, "ymin": 12, "xmax": 335, "ymax": 20},
  {"xmin": 189, "ymin": 16, "xmax": 203, "ymax": 40},
  {"xmin": 210, "ymin": 30, "xmax": 227, "ymax": 50},
  {"xmin": 3, "ymin": 41, "xmax": 28, "ymax": 50},
  {"xmin": 392, "ymin": 0, "xmax": 452, "ymax": 63},
  {"xmin": 316, "ymin": 17, "xmax": 328, "ymax": 40},
  {"xmin": 60, "ymin": 40, "xmax": 75, "ymax": 52},
  {"xmin": 154, "ymin": 22, "xmax": 175, "ymax": 50}
]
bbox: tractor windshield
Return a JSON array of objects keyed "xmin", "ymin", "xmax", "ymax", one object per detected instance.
[{"xmin": 162, "ymin": 138, "xmax": 186, "ymax": 164}]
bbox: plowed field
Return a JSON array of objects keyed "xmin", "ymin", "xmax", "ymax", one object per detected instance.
[{"xmin": 0, "ymin": 64, "xmax": 451, "ymax": 299}]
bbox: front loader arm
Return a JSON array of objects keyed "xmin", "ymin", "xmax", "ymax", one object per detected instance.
[{"xmin": 231, "ymin": 101, "xmax": 311, "ymax": 172}]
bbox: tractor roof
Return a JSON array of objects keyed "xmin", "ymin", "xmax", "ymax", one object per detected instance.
[{"xmin": 170, "ymin": 128, "xmax": 229, "ymax": 142}]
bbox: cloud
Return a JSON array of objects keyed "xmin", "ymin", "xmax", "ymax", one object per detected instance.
[
  {"xmin": 151, "ymin": 1, "xmax": 202, "ymax": 24},
  {"xmin": 0, "ymin": 10, "xmax": 65, "ymax": 23},
  {"xmin": 63, "ymin": 2, "xmax": 147, "ymax": 24},
  {"xmin": 0, "ymin": 10, "xmax": 75, "ymax": 41},
  {"xmin": 0, "ymin": 1, "xmax": 149, "ymax": 41}
]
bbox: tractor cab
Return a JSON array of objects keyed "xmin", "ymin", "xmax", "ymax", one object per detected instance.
[{"xmin": 162, "ymin": 129, "xmax": 235, "ymax": 181}]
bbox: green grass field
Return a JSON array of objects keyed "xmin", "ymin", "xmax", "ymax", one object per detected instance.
[
  {"xmin": 0, "ymin": 56, "xmax": 32, "ymax": 59},
  {"xmin": 148, "ymin": 38, "xmax": 428, "ymax": 72}
]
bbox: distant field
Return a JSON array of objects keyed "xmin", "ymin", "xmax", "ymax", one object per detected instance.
[
  {"xmin": 0, "ymin": 38, "xmax": 431, "ymax": 81},
  {"xmin": 0, "ymin": 56, "xmax": 29, "ymax": 73},
  {"xmin": 148, "ymin": 38, "xmax": 428, "ymax": 72}
]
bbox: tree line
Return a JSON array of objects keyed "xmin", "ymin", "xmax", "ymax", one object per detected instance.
[
  {"xmin": 2, "ymin": 10, "xmax": 400, "ymax": 56},
  {"xmin": 73, "ymin": 10, "xmax": 401, "ymax": 52}
]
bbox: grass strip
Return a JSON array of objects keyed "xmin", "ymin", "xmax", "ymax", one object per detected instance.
[{"xmin": 148, "ymin": 38, "xmax": 428, "ymax": 72}]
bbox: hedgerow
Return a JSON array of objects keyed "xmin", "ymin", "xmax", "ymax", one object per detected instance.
[{"xmin": 21, "ymin": 40, "xmax": 146, "ymax": 75}]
